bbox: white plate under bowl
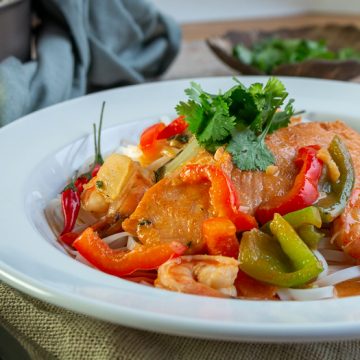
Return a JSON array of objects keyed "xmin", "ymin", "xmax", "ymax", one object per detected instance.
[{"xmin": 1, "ymin": 76, "xmax": 360, "ymax": 343}]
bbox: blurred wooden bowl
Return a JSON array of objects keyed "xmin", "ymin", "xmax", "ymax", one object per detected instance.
[{"xmin": 206, "ymin": 24, "xmax": 360, "ymax": 80}]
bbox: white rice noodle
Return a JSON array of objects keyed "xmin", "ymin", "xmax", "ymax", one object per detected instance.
[
  {"xmin": 77, "ymin": 207, "xmax": 98, "ymax": 226},
  {"xmin": 277, "ymin": 286, "xmax": 334, "ymax": 301},
  {"xmin": 330, "ymin": 230, "xmax": 341, "ymax": 244},
  {"xmin": 314, "ymin": 265, "xmax": 360, "ymax": 287},
  {"xmin": 127, "ymin": 236, "xmax": 138, "ymax": 251},
  {"xmin": 319, "ymin": 249, "xmax": 355, "ymax": 264},
  {"xmin": 102, "ymin": 232, "xmax": 130, "ymax": 247},
  {"xmin": 317, "ymin": 237, "xmax": 338, "ymax": 250},
  {"xmin": 327, "ymin": 265, "xmax": 349, "ymax": 274},
  {"xmin": 313, "ymin": 250, "xmax": 329, "ymax": 279},
  {"xmin": 146, "ymin": 155, "xmax": 173, "ymax": 172},
  {"xmin": 44, "ymin": 197, "xmax": 63, "ymax": 236}
]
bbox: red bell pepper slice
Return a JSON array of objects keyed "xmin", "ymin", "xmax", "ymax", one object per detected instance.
[
  {"xmin": 180, "ymin": 164, "xmax": 258, "ymax": 232},
  {"xmin": 140, "ymin": 122, "xmax": 166, "ymax": 153},
  {"xmin": 157, "ymin": 116, "xmax": 188, "ymax": 140},
  {"xmin": 256, "ymin": 145, "xmax": 323, "ymax": 224},
  {"xmin": 73, "ymin": 227, "xmax": 187, "ymax": 276},
  {"xmin": 202, "ymin": 217, "xmax": 239, "ymax": 258}
]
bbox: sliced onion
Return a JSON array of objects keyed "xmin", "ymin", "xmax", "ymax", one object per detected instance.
[
  {"xmin": 146, "ymin": 155, "xmax": 173, "ymax": 172},
  {"xmin": 314, "ymin": 265, "xmax": 360, "ymax": 287},
  {"xmin": 313, "ymin": 250, "xmax": 328, "ymax": 279},
  {"xmin": 277, "ymin": 286, "xmax": 334, "ymax": 301},
  {"xmin": 319, "ymin": 249, "xmax": 355, "ymax": 264},
  {"xmin": 102, "ymin": 232, "xmax": 130, "ymax": 246},
  {"xmin": 327, "ymin": 265, "xmax": 349, "ymax": 274}
]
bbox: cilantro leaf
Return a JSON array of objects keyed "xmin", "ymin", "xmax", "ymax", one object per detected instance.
[
  {"xmin": 249, "ymin": 77, "xmax": 289, "ymax": 134},
  {"xmin": 197, "ymin": 97, "xmax": 235, "ymax": 146},
  {"xmin": 175, "ymin": 100, "xmax": 204, "ymax": 134},
  {"xmin": 185, "ymin": 82, "xmax": 205, "ymax": 103},
  {"xmin": 227, "ymin": 85, "xmax": 259, "ymax": 127},
  {"xmin": 268, "ymin": 99, "xmax": 295, "ymax": 134},
  {"xmin": 227, "ymin": 129, "xmax": 275, "ymax": 171},
  {"xmin": 177, "ymin": 83, "xmax": 236, "ymax": 152}
]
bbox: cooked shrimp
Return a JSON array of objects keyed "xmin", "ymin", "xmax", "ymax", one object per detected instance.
[{"xmin": 155, "ymin": 255, "xmax": 239, "ymax": 298}]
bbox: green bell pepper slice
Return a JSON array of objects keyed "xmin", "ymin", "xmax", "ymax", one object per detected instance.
[
  {"xmin": 239, "ymin": 214, "xmax": 323, "ymax": 288},
  {"xmin": 261, "ymin": 206, "xmax": 322, "ymax": 233},
  {"xmin": 316, "ymin": 136, "xmax": 355, "ymax": 223},
  {"xmin": 297, "ymin": 224, "xmax": 324, "ymax": 249}
]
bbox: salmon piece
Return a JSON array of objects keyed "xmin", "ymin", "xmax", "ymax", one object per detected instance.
[{"xmin": 122, "ymin": 177, "xmax": 211, "ymax": 254}]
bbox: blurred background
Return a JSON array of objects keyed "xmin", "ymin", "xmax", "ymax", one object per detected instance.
[
  {"xmin": 153, "ymin": 0, "xmax": 360, "ymax": 23},
  {"xmin": 152, "ymin": 0, "xmax": 360, "ymax": 80}
]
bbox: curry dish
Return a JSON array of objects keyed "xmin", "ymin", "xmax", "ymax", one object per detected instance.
[{"xmin": 46, "ymin": 78, "xmax": 360, "ymax": 301}]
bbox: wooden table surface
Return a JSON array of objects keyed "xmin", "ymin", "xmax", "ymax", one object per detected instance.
[{"xmin": 163, "ymin": 12, "xmax": 360, "ymax": 80}]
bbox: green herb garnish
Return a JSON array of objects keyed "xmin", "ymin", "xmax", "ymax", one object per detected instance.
[
  {"xmin": 96, "ymin": 180, "xmax": 104, "ymax": 189},
  {"xmin": 138, "ymin": 219, "xmax": 152, "ymax": 226},
  {"xmin": 176, "ymin": 77, "xmax": 294, "ymax": 171},
  {"xmin": 233, "ymin": 38, "xmax": 360, "ymax": 74}
]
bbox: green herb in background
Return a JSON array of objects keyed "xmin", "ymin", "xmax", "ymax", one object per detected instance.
[
  {"xmin": 233, "ymin": 38, "xmax": 360, "ymax": 74},
  {"xmin": 176, "ymin": 77, "xmax": 294, "ymax": 171}
]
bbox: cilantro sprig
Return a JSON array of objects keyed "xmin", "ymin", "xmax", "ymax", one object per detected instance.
[
  {"xmin": 176, "ymin": 77, "xmax": 295, "ymax": 171},
  {"xmin": 233, "ymin": 38, "xmax": 360, "ymax": 74}
]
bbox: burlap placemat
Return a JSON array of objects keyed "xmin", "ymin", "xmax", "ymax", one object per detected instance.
[{"xmin": 1, "ymin": 282, "xmax": 360, "ymax": 360}]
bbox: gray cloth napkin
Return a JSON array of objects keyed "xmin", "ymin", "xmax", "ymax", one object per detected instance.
[{"xmin": 0, "ymin": 0, "xmax": 180, "ymax": 126}]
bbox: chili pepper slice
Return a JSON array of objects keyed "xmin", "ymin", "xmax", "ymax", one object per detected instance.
[
  {"xmin": 73, "ymin": 227, "xmax": 187, "ymax": 276},
  {"xmin": 256, "ymin": 145, "xmax": 323, "ymax": 224},
  {"xmin": 91, "ymin": 163, "xmax": 102, "ymax": 178},
  {"xmin": 59, "ymin": 231, "xmax": 79, "ymax": 246},
  {"xmin": 157, "ymin": 116, "xmax": 188, "ymax": 140},
  {"xmin": 202, "ymin": 217, "xmax": 239, "ymax": 258},
  {"xmin": 60, "ymin": 187, "xmax": 81, "ymax": 237},
  {"xmin": 180, "ymin": 164, "xmax": 258, "ymax": 232},
  {"xmin": 316, "ymin": 136, "xmax": 355, "ymax": 223},
  {"xmin": 239, "ymin": 214, "xmax": 323, "ymax": 288}
]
